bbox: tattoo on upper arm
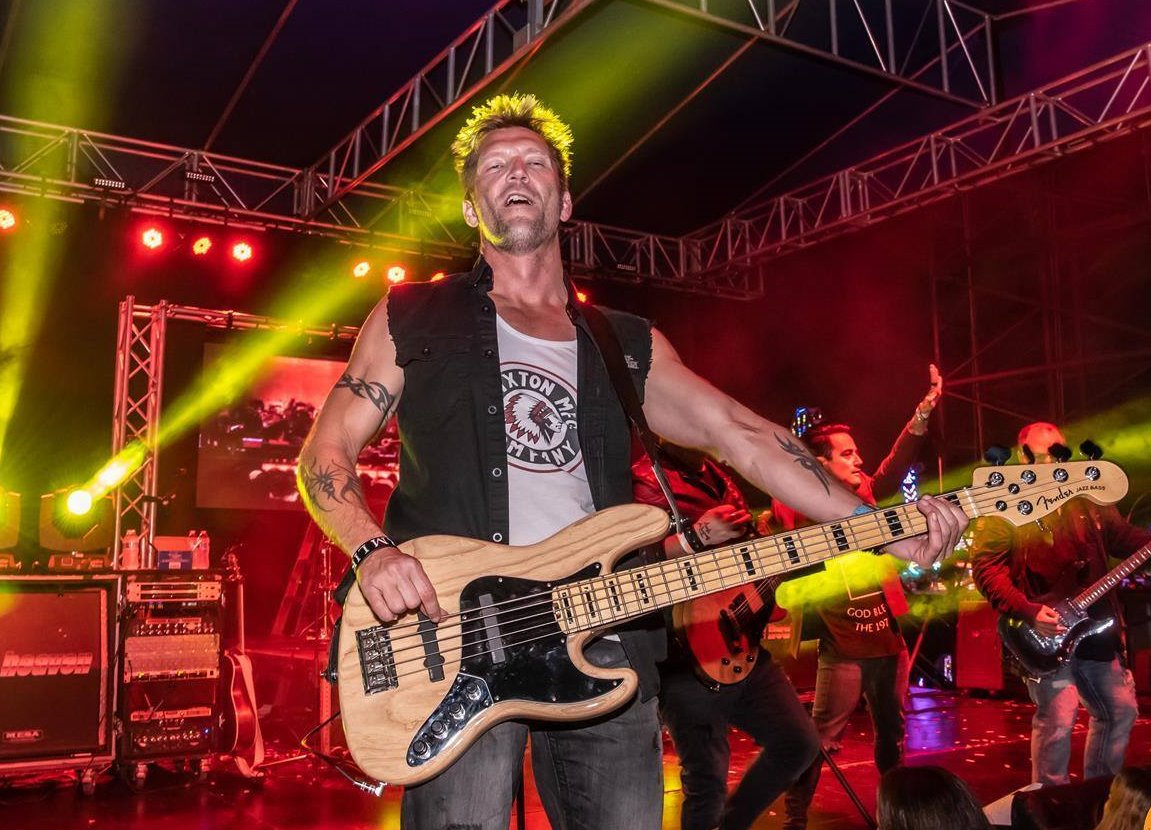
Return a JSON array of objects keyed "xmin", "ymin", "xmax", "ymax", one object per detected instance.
[
  {"xmin": 775, "ymin": 433, "xmax": 832, "ymax": 496},
  {"xmin": 299, "ymin": 458, "xmax": 367, "ymax": 512},
  {"xmin": 336, "ymin": 373, "xmax": 395, "ymax": 414}
]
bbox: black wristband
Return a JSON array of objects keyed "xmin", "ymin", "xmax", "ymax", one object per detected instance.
[
  {"xmin": 678, "ymin": 519, "xmax": 707, "ymax": 553},
  {"xmin": 351, "ymin": 534, "xmax": 399, "ymax": 571}
]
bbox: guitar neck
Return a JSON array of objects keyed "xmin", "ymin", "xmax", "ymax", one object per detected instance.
[
  {"xmin": 555, "ymin": 489, "xmax": 978, "ymax": 633},
  {"xmin": 1070, "ymin": 541, "xmax": 1151, "ymax": 613}
]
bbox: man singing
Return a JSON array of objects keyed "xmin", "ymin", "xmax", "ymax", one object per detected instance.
[{"xmin": 298, "ymin": 94, "xmax": 967, "ymax": 829}]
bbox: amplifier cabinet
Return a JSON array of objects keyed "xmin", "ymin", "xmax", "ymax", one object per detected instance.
[
  {"xmin": 0, "ymin": 575, "xmax": 118, "ymax": 771},
  {"xmin": 119, "ymin": 572, "xmax": 222, "ymax": 761}
]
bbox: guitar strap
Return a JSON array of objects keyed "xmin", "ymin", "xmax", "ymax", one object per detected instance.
[{"xmin": 576, "ymin": 301, "xmax": 688, "ymax": 534}]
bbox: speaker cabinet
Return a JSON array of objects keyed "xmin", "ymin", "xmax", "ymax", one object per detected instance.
[{"xmin": 0, "ymin": 575, "xmax": 117, "ymax": 772}]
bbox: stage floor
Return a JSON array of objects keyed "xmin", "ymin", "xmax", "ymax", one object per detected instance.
[{"xmin": 3, "ymin": 689, "xmax": 1148, "ymax": 830}]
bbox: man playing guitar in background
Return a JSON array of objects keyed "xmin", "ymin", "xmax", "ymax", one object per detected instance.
[
  {"xmin": 634, "ymin": 445, "xmax": 819, "ymax": 830},
  {"xmin": 971, "ymin": 421, "xmax": 1150, "ymax": 786}
]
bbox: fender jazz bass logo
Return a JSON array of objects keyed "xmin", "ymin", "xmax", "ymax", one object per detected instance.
[{"xmin": 1036, "ymin": 483, "xmax": 1107, "ymax": 511}]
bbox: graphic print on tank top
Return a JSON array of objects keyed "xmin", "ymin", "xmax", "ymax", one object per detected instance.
[{"xmin": 502, "ymin": 362, "xmax": 583, "ymax": 472}]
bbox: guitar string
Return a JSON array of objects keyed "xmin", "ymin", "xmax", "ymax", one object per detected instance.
[
  {"xmin": 374, "ymin": 472, "xmax": 1099, "ymax": 677},
  {"xmin": 373, "ymin": 472, "xmax": 1100, "ymax": 682},
  {"xmin": 376, "ymin": 473, "xmax": 1085, "ymax": 678}
]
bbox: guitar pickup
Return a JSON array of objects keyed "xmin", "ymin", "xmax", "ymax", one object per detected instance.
[{"xmin": 357, "ymin": 625, "xmax": 398, "ymax": 695}]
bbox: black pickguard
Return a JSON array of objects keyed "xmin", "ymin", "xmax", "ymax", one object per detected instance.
[{"xmin": 456, "ymin": 564, "xmax": 621, "ymax": 704}]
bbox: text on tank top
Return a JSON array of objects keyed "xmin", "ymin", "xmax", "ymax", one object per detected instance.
[{"xmin": 496, "ymin": 314, "xmax": 595, "ymax": 546}]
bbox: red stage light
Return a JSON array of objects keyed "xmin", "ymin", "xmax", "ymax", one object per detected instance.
[
  {"xmin": 192, "ymin": 236, "xmax": 213, "ymax": 255},
  {"xmin": 576, "ymin": 290, "xmax": 589, "ymax": 304},
  {"xmin": 430, "ymin": 272, "xmax": 446, "ymax": 283},
  {"xmin": 141, "ymin": 227, "xmax": 164, "ymax": 250},
  {"xmin": 353, "ymin": 260, "xmax": 372, "ymax": 279},
  {"xmin": 0, "ymin": 208, "xmax": 16, "ymax": 231},
  {"xmin": 386, "ymin": 265, "xmax": 406, "ymax": 284},
  {"xmin": 231, "ymin": 241, "xmax": 253, "ymax": 262}
]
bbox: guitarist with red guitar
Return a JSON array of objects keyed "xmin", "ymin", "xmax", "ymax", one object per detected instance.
[
  {"xmin": 633, "ymin": 445, "xmax": 820, "ymax": 830},
  {"xmin": 971, "ymin": 421, "xmax": 1151, "ymax": 788}
]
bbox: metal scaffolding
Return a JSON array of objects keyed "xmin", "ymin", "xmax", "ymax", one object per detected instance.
[{"xmin": 109, "ymin": 300, "xmax": 361, "ymax": 564}]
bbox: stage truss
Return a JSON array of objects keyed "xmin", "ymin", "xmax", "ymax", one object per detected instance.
[{"xmin": 110, "ymin": 299, "xmax": 360, "ymax": 563}]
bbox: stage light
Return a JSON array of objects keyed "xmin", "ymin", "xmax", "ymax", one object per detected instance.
[
  {"xmin": 40, "ymin": 490, "xmax": 113, "ymax": 552},
  {"xmin": 141, "ymin": 226, "xmax": 164, "ymax": 250},
  {"xmin": 430, "ymin": 271, "xmax": 446, "ymax": 282},
  {"xmin": 0, "ymin": 208, "xmax": 16, "ymax": 231},
  {"xmin": 65, "ymin": 489, "xmax": 93, "ymax": 516},
  {"xmin": 231, "ymin": 241, "xmax": 253, "ymax": 262},
  {"xmin": 0, "ymin": 488, "xmax": 19, "ymax": 549},
  {"xmin": 353, "ymin": 260, "xmax": 372, "ymax": 279},
  {"xmin": 575, "ymin": 290, "xmax": 588, "ymax": 304},
  {"xmin": 386, "ymin": 265, "xmax": 406, "ymax": 284},
  {"xmin": 192, "ymin": 236, "xmax": 213, "ymax": 255}
]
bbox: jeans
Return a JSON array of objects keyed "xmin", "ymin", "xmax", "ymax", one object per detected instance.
[
  {"xmin": 782, "ymin": 647, "xmax": 910, "ymax": 830},
  {"xmin": 400, "ymin": 639, "xmax": 663, "ymax": 830},
  {"xmin": 1026, "ymin": 655, "xmax": 1138, "ymax": 786},
  {"xmin": 659, "ymin": 655, "xmax": 820, "ymax": 830}
]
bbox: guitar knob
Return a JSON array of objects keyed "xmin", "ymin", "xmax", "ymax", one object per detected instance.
[
  {"xmin": 733, "ymin": 666, "xmax": 743, "ymax": 674},
  {"xmin": 412, "ymin": 739, "xmax": 430, "ymax": 758},
  {"xmin": 430, "ymin": 720, "xmax": 448, "ymax": 737},
  {"xmin": 449, "ymin": 703, "xmax": 466, "ymax": 721},
  {"xmin": 465, "ymin": 682, "xmax": 482, "ymax": 701},
  {"xmin": 720, "ymin": 658, "xmax": 731, "ymax": 666}
]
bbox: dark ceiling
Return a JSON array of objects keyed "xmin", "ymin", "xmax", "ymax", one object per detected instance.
[{"xmin": 0, "ymin": 0, "xmax": 1148, "ymax": 236}]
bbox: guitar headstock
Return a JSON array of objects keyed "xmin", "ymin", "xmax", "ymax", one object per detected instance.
[{"xmin": 969, "ymin": 460, "xmax": 1128, "ymax": 526}]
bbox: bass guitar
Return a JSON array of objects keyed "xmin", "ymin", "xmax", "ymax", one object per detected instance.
[
  {"xmin": 1000, "ymin": 539, "xmax": 1151, "ymax": 679},
  {"xmin": 219, "ymin": 547, "xmax": 265, "ymax": 777},
  {"xmin": 337, "ymin": 460, "xmax": 1126, "ymax": 786}
]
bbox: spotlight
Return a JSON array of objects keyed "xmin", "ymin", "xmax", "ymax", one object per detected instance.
[
  {"xmin": 192, "ymin": 236, "xmax": 213, "ymax": 255},
  {"xmin": 430, "ymin": 271, "xmax": 446, "ymax": 282},
  {"xmin": 386, "ymin": 264, "xmax": 406, "ymax": 284},
  {"xmin": 141, "ymin": 226, "xmax": 164, "ymax": 250},
  {"xmin": 0, "ymin": 208, "xmax": 16, "ymax": 231},
  {"xmin": 39, "ymin": 490, "xmax": 113, "ymax": 552},
  {"xmin": 0, "ymin": 488, "xmax": 19, "ymax": 549},
  {"xmin": 92, "ymin": 176, "xmax": 126, "ymax": 190},
  {"xmin": 65, "ymin": 489, "xmax": 93, "ymax": 516},
  {"xmin": 231, "ymin": 241, "xmax": 253, "ymax": 262},
  {"xmin": 353, "ymin": 260, "xmax": 372, "ymax": 279},
  {"xmin": 575, "ymin": 291, "xmax": 589, "ymax": 304}
]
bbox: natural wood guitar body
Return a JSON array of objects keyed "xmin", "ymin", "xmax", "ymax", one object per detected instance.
[{"xmin": 337, "ymin": 503, "xmax": 670, "ymax": 786}]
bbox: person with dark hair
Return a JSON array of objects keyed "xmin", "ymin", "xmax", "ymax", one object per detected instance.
[
  {"xmin": 781, "ymin": 367, "xmax": 942, "ymax": 830},
  {"xmin": 1096, "ymin": 767, "xmax": 1151, "ymax": 830},
  {"xmin": 634, "ymin": 445, "xmax": 820, "ymax": 830},
  {"xmin": 876, "ymin": 765, "xmax": 991, "ymax": 830},
  {"xmin": 971, "ymin": 421, "xmax": 1149, "ymax": 787},
  {"xmin": 298, "ymin": 93, "xmax": 967, "ymax": 830}
]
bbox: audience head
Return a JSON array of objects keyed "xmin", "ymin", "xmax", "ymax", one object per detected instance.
[
  {"xmin": 877, "ymin": 765, "xmax": 990, "ymax": 830},
  {"xmin": 1096, "ymin": 767, "xmax": 1151, "ymax": 830}
]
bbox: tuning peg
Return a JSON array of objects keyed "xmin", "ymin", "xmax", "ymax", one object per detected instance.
[
  {"xmin": 983, "ymin": 445, "xmax": 1011, "ymax": 465},
  {"xmin": 1049, "ymin": 443, "xmax": 1072, "ymax": 463},
  {"xmin": 1080, "ymin": 440, "xmax": 1104, "ymax": 460},
  {"xmin": 1021, "ymin": 444, "xmax": 1035, "ymax": 464}
]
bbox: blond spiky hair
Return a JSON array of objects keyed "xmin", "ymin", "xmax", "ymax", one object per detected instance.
[{"xmin": 451, "ymin": 93, "xmax": 574, "ymax": 197}]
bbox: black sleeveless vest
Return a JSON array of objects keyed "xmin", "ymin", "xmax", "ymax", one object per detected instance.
[{"xmin": 382, "ymin": 259, "xmax": 666, "ymax": 698}]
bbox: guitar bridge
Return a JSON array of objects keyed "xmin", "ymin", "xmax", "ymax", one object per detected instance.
[{"xmin": 357, "ymin": 625, "xmax": 398, "ymax": 695}]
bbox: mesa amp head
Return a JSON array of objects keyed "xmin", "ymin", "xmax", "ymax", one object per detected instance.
[
  {"xmin": 119, "ymin": 572, "xmax": 222, "ymax": 760},
  {"xmin": 0, "ymin": 575, "xmax": 118, "ymax": 769}
]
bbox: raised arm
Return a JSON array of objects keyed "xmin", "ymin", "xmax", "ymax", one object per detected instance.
[
  {"xmin": 297, "ymin": 296, "xmax": 442, "ymax": 622},
  {"xmin": 642, "ymin": 329, "xmax": 965, "ymax": 567}
]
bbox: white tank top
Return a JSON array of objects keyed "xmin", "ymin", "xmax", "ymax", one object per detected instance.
[{"xmin": 497, "ymin": 314, "xmax": 595, "ymax": 545}]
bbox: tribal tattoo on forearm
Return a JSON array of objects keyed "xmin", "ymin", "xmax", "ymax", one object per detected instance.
[
  {"xmin": 775, "ymin": 433, "xmax": 832, "ymax": 496},
  {"xmin": 335, "ymin": 373, "xmax": 395, "ymax": 414},
  {"xmin": 299, "ymin": 458, "xmax": 367, "ymax": 513}
]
